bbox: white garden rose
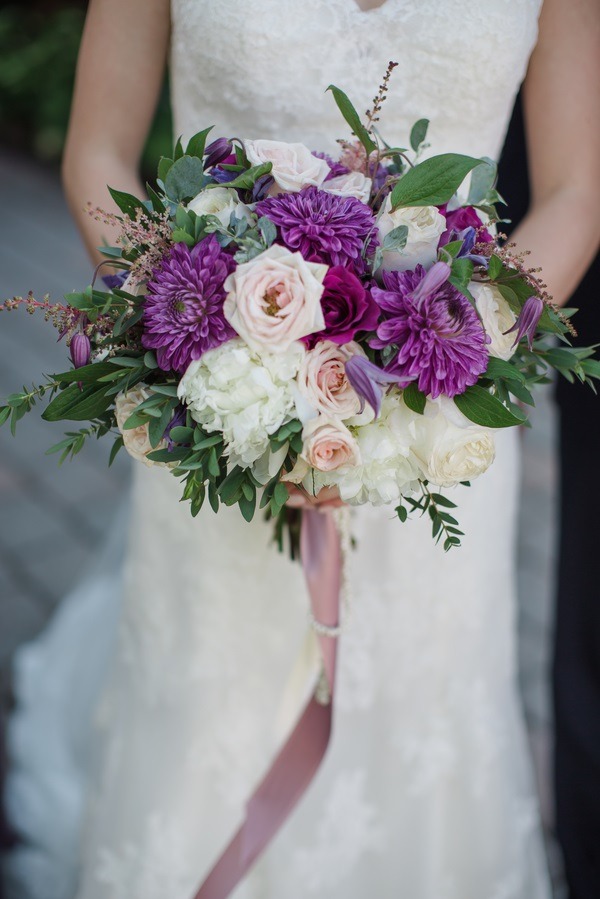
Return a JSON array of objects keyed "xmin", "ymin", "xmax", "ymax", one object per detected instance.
[
  {"xmin": 322, "ymin": 171, "xmax": 372, "ymax": 203},
  {"xmin": 296, "ymin": 340, "xmax": 363, "ymax": 420},
  {"xmin": 471, "ymin": 282, "xmax": 517, "ymax": 361},
  {"xmin": 411, "ymin": 396, "xmax": 496, "ymax": 488},
  {"xmin": 327, "ymin": 393, "xmax": 420, "ymax": 505},
  {"xmin": 115, "ymin": 385, "xmax": 166, "ymax": 467},
  {"xmin": 243, "ymin": 139, "xmax": 330, "ymax": 193},
  {"xmin": 223, "ymin": 244, "xmax": 327, "ymax": 353},
  {"xmin": 187, "ymin": 187, "xmax": 241, "ymax": 228},
  {"xmin": 178, "ymin": 338, "xmax": 305, "ymax": 467},
  {"xmin": 376, "ymin": 197, "xmax": 446, "ymax": 273}
]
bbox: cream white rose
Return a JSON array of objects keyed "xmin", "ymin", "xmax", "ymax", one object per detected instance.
[
  {"xmin": 301, "ymin": 416, "xmax": 361, "ymax": 473},
  {"xmin": 296, "ymin": 341, "xmax": 362, "ymax": 420},
  {"xmin": 223, "ymin": 244, "xmax": 327, "ymax": 353},
  {"xmin": 243, "ymin": 139, "xmax": 330, "ymax": 193},
  {"xmin": 471, "ymin": 282, "xmax": 517, "ymax": 361},
  {"xmin": 178, "ymin": 338, "xmax": 305, "ymax": 468},
  {"xmin": 115, "ymin": 385, "xmax": 166, "ymax": 467},
  {"xmin": 322, "ymin": 171, "xmax": 372, "ymax": 203},
  {"xmin": 411, "ymin": 396, "xmax": 496, "ymax": 487},
  {"xmin": 377, "ymin": 198, "xmax": 446, "ymax": 273},
  {"xmin": 187, "ymin": 187, "xmax": 241, "ymax": 229}
]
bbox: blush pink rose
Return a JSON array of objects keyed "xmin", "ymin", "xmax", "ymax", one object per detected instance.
[
  {"xmin": 297, "ymin": 340, "xmax": 363, "ymax": 419},
  {"xmin": 243, "ymin": 139, "xmax": 331, "ymax": 194},
  {"xmin": 223, "ymin": 244, "xmax": 327, "ymax": 353},
  {"xmin": 301, "ymin": 416, "xmax": 361, "ymax": 472}
]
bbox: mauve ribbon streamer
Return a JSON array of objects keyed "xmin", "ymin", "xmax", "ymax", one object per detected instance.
[{"xmin": 193, "ymin": 508, "xmax": 342, "ymax": 899}]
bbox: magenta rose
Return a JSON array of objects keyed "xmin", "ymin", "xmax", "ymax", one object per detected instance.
[
  {"xmin": 439, "ymin": 205, "xmax": 493, "ymax": 246},
  {"xmin": 305, "ymin": 266, "xmax": 380, "ymax": 349}
]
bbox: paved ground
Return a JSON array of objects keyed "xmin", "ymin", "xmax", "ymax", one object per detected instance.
[{"xmin": 0, "ymin": 149, "xmax": 564, "ymax": 893}]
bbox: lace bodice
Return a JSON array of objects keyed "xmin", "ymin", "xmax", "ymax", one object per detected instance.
[{"xmin": 171, "ymin": 0, "xmax": 543, "ymax": 160}]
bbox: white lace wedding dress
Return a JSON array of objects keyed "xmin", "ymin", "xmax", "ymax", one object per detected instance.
[{"xmin": 5, "ymin": 1, "xmax": 552, "ymax": 897}]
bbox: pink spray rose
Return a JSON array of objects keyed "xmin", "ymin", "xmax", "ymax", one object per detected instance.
[
  {"xmin": 297, "ymin": 340, "xmax": 363, "ymax": 419},
  {"xmin": 301, "ymin": 416, "xmax": 361, "ymax": 472}
]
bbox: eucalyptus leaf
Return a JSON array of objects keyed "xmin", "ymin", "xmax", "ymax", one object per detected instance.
[
  {"xmin": 158, "ymin": 157, "xmax": 174, "ymax": 183},
  {"xmin": 164, "ymin": 155, "xmax": 207, "ymax": 202},
  {"xmin": 382, "ymin": 224, "xmax": 408, "ymax": 251},
  {"xmin": 467, "ymin": 157, "xmax": 497, "ymax": 205},
  {"xmin": 390, "ymin": 154, "xmax": 482, "ymax": 209}
]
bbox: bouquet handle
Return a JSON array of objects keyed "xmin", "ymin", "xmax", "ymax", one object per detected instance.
[{"xmin": 192, "ymin": 507, "xmax": 342, "ymax": 899}]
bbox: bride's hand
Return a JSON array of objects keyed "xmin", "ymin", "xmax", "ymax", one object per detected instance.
[{"xmin": 285, "ymin": 484, "xmax": 344, "ymax": 510}]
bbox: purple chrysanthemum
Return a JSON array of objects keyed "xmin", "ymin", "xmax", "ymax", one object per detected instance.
[
  {"xmin": 142, "ymin": 236, "xmax": 236, "ymax": 373},
  {"xmin": 370, "ymin": 262, "xmax": 489, "ymax": 399},
  {"xmin": 257, "ymin": 186, "xmax": 378, "ymax": 276}
]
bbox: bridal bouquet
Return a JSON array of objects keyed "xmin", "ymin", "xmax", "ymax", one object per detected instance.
[{"xmin": 2, "ymin": 65, "xmax": 597, "ymax": 551}]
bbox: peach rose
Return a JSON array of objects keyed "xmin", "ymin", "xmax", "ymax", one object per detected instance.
[
  {"xmin": 223, "ymin": 244, "xmax": 327, "ymax": 353},
  {"xmin": 243, "ymin": 139, "xmax": 331, "ymax": 193},
  {"xmin": 297, "ymin": 340, "xmax": 362, "ymax": 419},
  {"xmin": 301, "ymin": 416, "xmax": 361, "ymax": 473},
  {"xmin": 115, "ymin": 385, "xmax": 166, "ymax": 467}
]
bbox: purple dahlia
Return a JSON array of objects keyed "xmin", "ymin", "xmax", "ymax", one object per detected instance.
[
  {"xmin": 370, "ymin": 262, "xmax": 489, "ymax": 399},
  {"xmin": 257, "ymin": 186, "xmax": 378, "ymax": 276},
  {"xmin": 142, "ymin": 236, "xmax": 236, "ymax": 373}
]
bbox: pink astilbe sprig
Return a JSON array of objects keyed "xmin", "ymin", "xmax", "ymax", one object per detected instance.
[
  {"xmin": 0, "ymin": 293, "xmax": 114, "ymax": 345},
  {"xmin": 87, "ymin": 203, "xmax": 173, "ymax": 288},
  {"xmin": 475, "ymin": 236, "xmax": 576, "ymax": 337}
]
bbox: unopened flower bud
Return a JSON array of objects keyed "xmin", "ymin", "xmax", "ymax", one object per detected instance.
[{"xmin": 70, "ymin": 332, "xmax": 91, "ymax": 369}]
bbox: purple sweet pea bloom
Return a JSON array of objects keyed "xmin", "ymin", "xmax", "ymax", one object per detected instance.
[
  {"xmin": 504, "ymin": 295, "xmax": 544, "ymax": 350},
  {"xmin": 204, "ymin": 138, "xmax": 233, "ymax": 169},
  {"xmin": 142, "ymin": 236, "xmax": 236, "ymax": 373},
  {"xmin": 304, "ymin": 266, "xmax": 380, "ymax": 349},
  {"xmin": 439, "ymin": 205, "xmax": 493, "ymax": 247},
  {"xmin": 70, "ymin": 332, "xmax": 91, "ymax": 369},
  {"xmin": 313, "ymin": 151, "xmax": 350, "ymax": 180},
  {"xmin": 257, "ymin": 186, "xmax": 379, "ymax": 276},
  {"xmin": 370, "ymin": 263, "xmax": 489, "ymax": 399},
  {"xmin": 251, "ymin": 173, "xmax": 275, "ymax": 201},
  {"xmin": 345, "ymin": 355, "xmax": 404, "ymax": 418},
  {"xmin": 452, "ymin": 227, "xmax": 489, "ymax": 268},
  {"xmin": 101, "ymin": 271, "xmax": 129, "ymax": 290}
]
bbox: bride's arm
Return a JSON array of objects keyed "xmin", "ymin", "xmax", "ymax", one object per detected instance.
[
  {"xmin": 62, "ymin": 0, "xmax": 171, "ymax": 264},
  {"xmin": 512, "ymin": 0, "xmax": 600, "ymax": 306}
]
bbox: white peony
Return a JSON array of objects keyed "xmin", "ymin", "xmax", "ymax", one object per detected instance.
[
  {"xmin": 243, "ymin": 139, "xmax": 331, "ymax": 194},
  {"xmin": 187, "ymin": 186, "xmax": 241, "ymax": 228},
  {"xmin": 115, "ymin": 385, "xmax": 166, "ymax": 467},
  {"xmin": 411, "ymin": 395, "xmax": 496, "ymax": 488},
  {"xmin": 376, "ymin": 197, "xmax": 446, "ymax": 273},
  {"xmin": 327, "ymin": 393, "xmax": 420, "ymax": 505},
  {"xmin": 471, "ymin": 282, "xmax": 517, "ymax": 361},
  {"xmin": 177, "ymin": 338, "xmax": 305, "ymax": 467},
  {"xmin": 321, "ymin": 171, "xmax": 372, "ymax": 203}
]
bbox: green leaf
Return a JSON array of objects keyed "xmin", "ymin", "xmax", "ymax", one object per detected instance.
[
  {"xmin": 484, "ymin": 356, "xmax": 524, "ymax": 382},
  {"xmin": 42, "ymin": 384, "xmax": 113, "ymax": 422},
  {"xmin": 382, "ymin": 224, "xmax": 408, "ymax": 251},
  {"xmin": 52, "ymin": 361, "xmax": 117, "ymax": 386},
  {"xmin": 239, "ymin": 490, "xmax": 257, "ymax": 522},
  {"xmin": 410, "ymin": 118, "xmax": 429, "ymax": 153},
  {"xmin": 467, "ymin": 157, "xmax": 497, "ymax": 205},
  {"xmin": 109, "ymin": 436, "xmax": 124, "ymax": 467},
  {"xmin": 430, "ymin": 493, "xmax": 457, "ymax": 509},
  {"xmin": 0, "ymin": 406, "xmax": 11, "ymax": 427},
  {"xmin": 390, "ymin": 154, "xmax": 482, "ymax": 209},
  {"xmin": 487, "ymin": 254, "xmax": 503, "ymax": 281},
  {"xmin": 454, "ymin": 385, "xmax": 527, "ymax": 428},
  {"xmin": 186, "ymin": 126, "xmax": 213, "ymax": 160},
  {"xmin": 218, "ymin": 466, "xmax": 245, "ymax": 503},
  {"xmin": 193, "ymin": 434, "xmax": 222, "ymax": 450},
  {"xmin": 273, "ymin": 482, "xmax": 289, "ymax": 508},
  {"xmin": 164, "ymin": 155, "xmax": 207, "ymax": 202},
  {"xmin": 150, "ymin": 384, "xmax": 179, "ymax": 397},
  {"xmin": 158, "ymin": 156, "xmax": 174, "ymax": 183},
  {"xmin": 209, "ymin": 162, "xmax": 273, "ymax": 192},
  {"xmin": 402, "ymin": 382, "xmax": 426, "ymax": 414},
  {"xmin": 172, "ymin": 228, "xmax": 196, "ymax": 246},
  {"xmin": 449, "ymin": 257, "xmax": 474, "ymax": 297},
  {"xmin": 173, "ymin": 136, "xmax": 184, "ymax": 160},
  {"xmin": 169, "ymin": 426, "xmax": 194, "ymax": 444},
  {"xmin": 326, "ymin": 84, "xmax": 377, "ymax": 156},
  {"xmin": 108, "ymin": 187, "xmax": 145, "ymax": 219},
  {"xmin": 395, "ymin": 504, "xmax": 408, "ymax": 523}
]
